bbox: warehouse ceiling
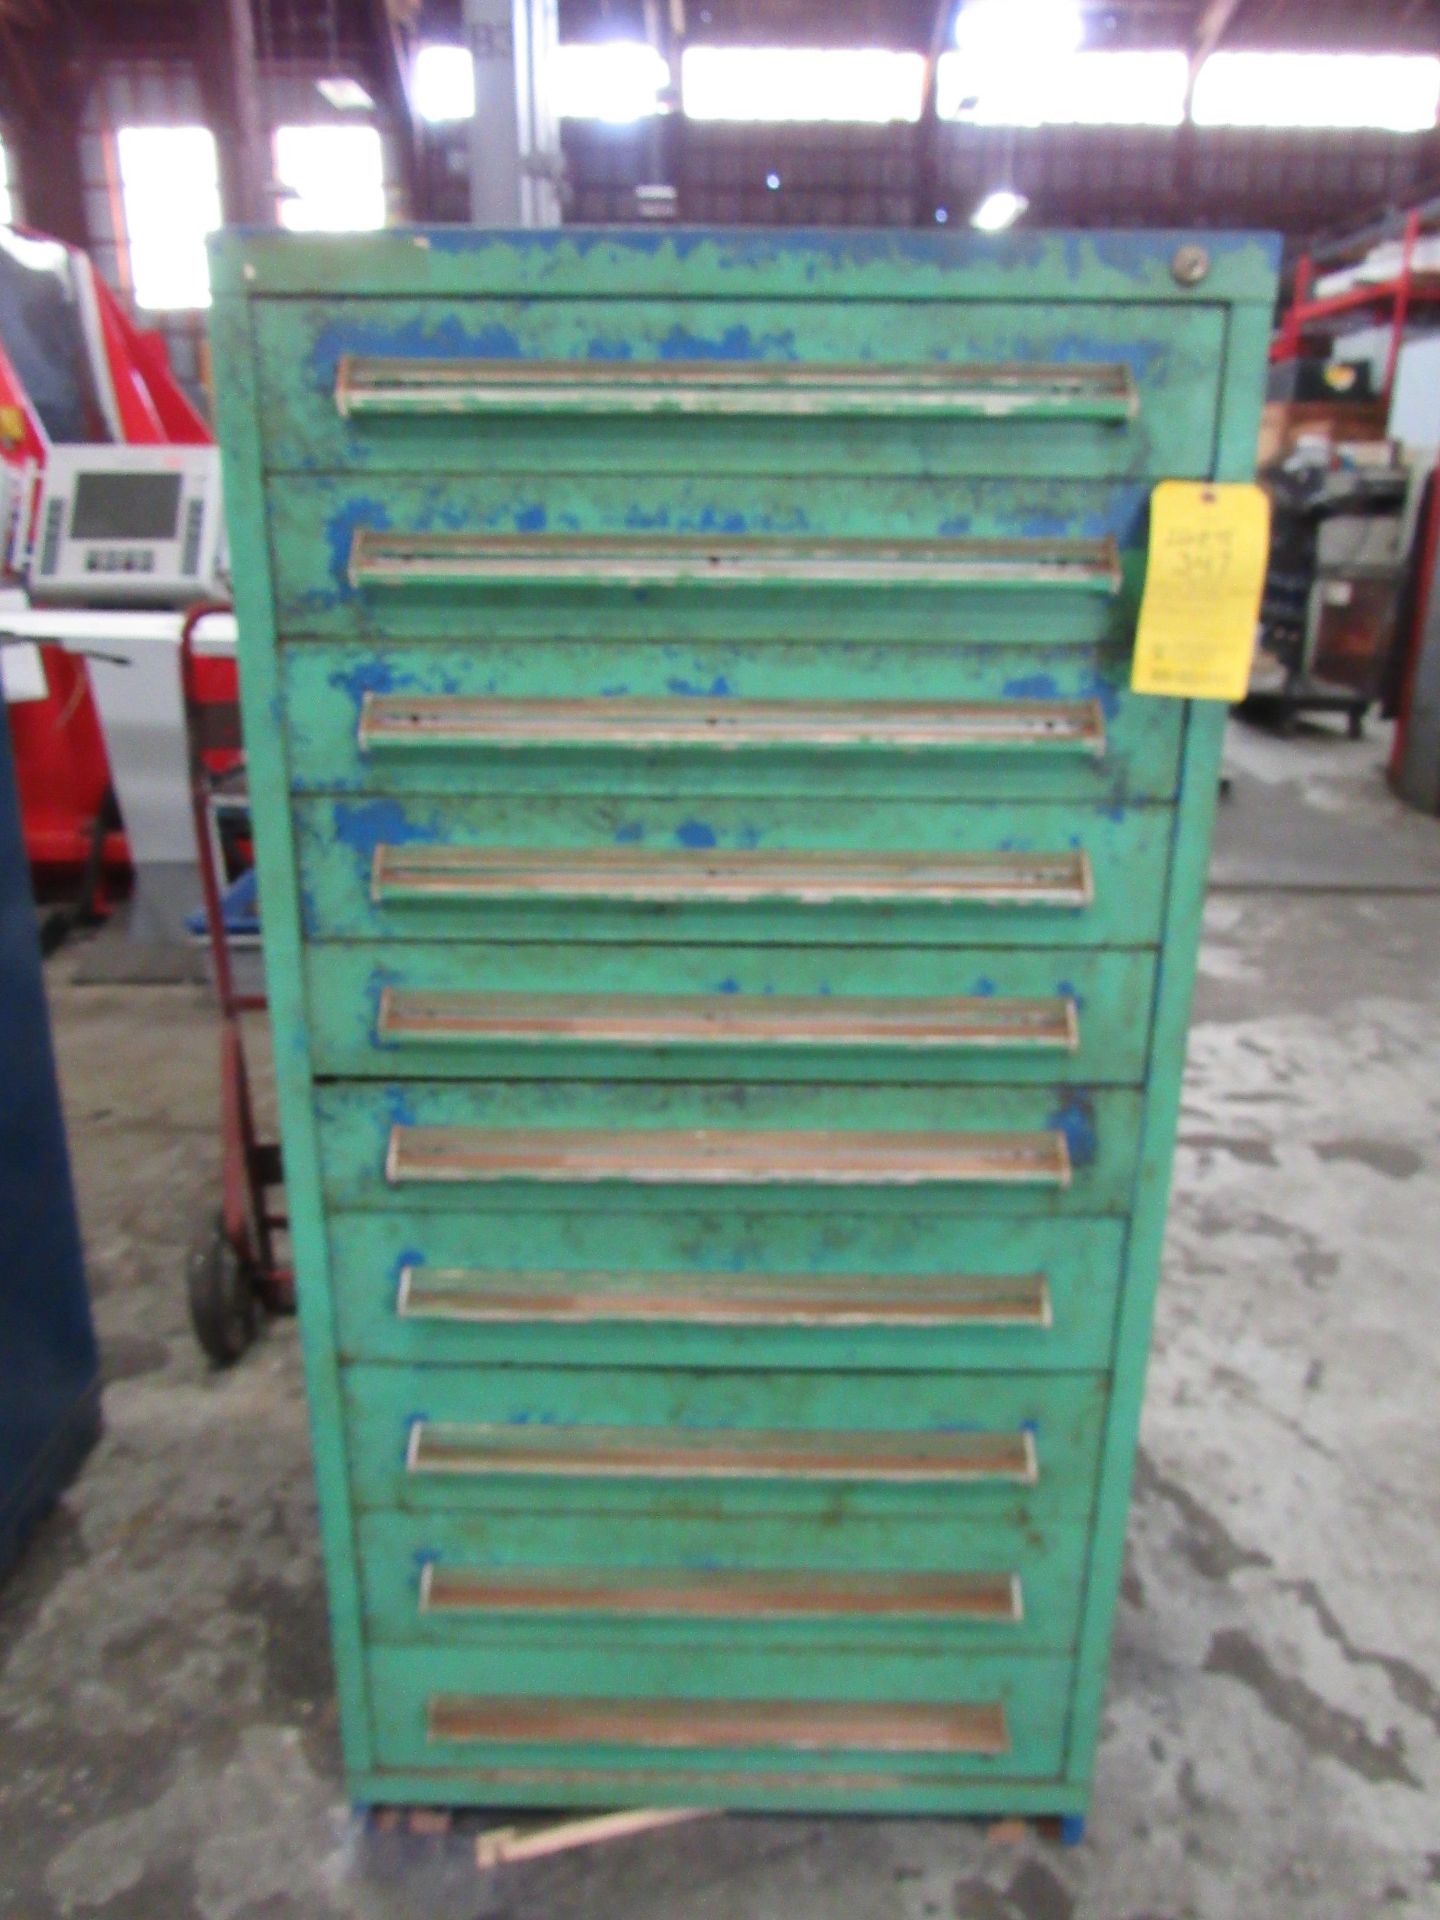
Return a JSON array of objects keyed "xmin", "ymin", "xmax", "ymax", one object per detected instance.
[
  {"xmin": 1, "ymin": 0, "xmax": 1438, "ymax": 243},
  {"xmin": 548, "ymin": 0, "xmax": 1440, "ymax": 51},
  {"xmin": 5, "ymin": 0, "xmax": 1440, "ymax": 61}
]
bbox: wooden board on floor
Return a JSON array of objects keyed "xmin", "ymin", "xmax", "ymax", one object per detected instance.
[{"xmin": 475, "ymin": 1804, "xmax": 716, "ymax": 1870}]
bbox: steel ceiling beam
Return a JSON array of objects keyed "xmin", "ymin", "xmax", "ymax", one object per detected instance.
[
  {"xmin": 1190, "ymin": 0, "xmax": 1246, "ymax": 69},
  {"xmin": 366, "ymin": 0, "xmax": 422, "ymax": 215},
  {"xmin": 1184, "ymin": 0, "xmax": 1245, "ymax": 115},
  {"xmin": 912, "ymin": 0, "xmax": 956, "ymax": 227}
]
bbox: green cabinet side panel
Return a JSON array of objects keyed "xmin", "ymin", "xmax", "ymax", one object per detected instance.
[
  {"xmin": 208, "ymin": 293, "xmax": 375, "ymax": 1775},
  {"xmin": 208, "ymin": 225, "xmax": 1277, "ymax": 1817}
]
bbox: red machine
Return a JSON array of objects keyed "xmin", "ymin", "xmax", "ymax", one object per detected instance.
[{"xmin": 0, "ymin": 226, "xmax": 219, "ymax": 882}]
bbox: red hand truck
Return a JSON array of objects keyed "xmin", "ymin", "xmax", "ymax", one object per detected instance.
[{"xmin": 179, "ymin": 602, "xmax": 294, "ymax": 1364}]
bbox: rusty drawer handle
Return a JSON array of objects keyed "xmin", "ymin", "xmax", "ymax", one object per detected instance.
[
  {"xmin": 384, "ymin": 1126, "xmax": 1072, "ymax": 1189},
  {"xmin": 376, "ymin": 988, "xmax": 1079, "ymax": 1053},
  {"xmin": 419, "ymin": 1563, "xmax": 1024, "ymax": 1623},
  {"xmin": 347, "ymin": 529, "xmax": 1123, "ymax": 595},
  {"xmin": 335, "ymin": 353, "xmax": 1137, "ymax": 424},
  {"xmin": 369, "ymin": 846, "xmax": 1095, "ymax": 910},
  {"xmin": 405, "ymin": 1420, "xmax": 1039, "ymax": 1486},
  {"xmin": 357, "ymin": 694, "xmax": 1108, "ymax": 757},
  {"xmin": 425, "ymin": 1694, "xmax": 1012, "ymax": 1758},
  {"xmin": 395, "ymin": 1265, "xmax": 1054, "ymax": 1330}
]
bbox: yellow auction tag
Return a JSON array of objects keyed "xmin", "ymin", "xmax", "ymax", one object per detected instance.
[{"xmin": 1131, "ymin": 481, "xmax": 1271, "ymax": 701}]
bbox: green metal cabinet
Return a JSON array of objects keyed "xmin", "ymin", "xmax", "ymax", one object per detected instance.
[{"xmin": 209, "ymin": 227, "xmax": 1276, "ymax": 1821}]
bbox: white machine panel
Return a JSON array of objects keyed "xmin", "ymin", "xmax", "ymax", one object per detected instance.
[
  {"xmin": 29, "ymin": 443, "xmax": 225, "ymax": 604},
  {"xmin": 0, "ymin": 459, "xmax": 22, "ymax": 578}
]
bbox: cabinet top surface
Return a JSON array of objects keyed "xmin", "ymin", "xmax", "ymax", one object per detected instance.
[{"xmin": 211, "ymin": 226, "xmax": 1280, "ymax": 304}]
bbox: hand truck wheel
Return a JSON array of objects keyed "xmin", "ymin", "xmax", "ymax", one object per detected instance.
[{"xmin": 187, "ymin": 1212, "xmax": 260, "ymax": 1366}]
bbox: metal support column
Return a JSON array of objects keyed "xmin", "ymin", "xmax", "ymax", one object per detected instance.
[{"xmin": 462, "ymin": 0, "xmax": 562, "ymax": 226}]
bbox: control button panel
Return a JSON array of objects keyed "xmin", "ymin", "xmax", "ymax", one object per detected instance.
[{"xmin": 82, "ymin": 548, "xmax": 158, "ymax": 574}]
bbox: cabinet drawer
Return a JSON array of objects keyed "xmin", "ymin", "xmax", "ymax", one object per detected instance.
[
  {"xmin": 294, "ymin": 794, "xmax": 1172, "ymax": 947},
  {"xmin": 282, "ymin": 639, "xmax": 1182, "ymax": 803},
  {"xmin": 328, "ymin": 1211, "xmax": 1126, "ymax": 1371},
  {"xmin": 314, "ymin": 1079, "xmax": 1141, "ymax": 1216},
  {"xmin": 343, "ymin": 1364, "xmax": 1107, "ymax": 1520},
  {"xmin": 305, "ymin": 943, "xmax": 1157, "ymax": 1085},
  {"xmin": 266, "ymin": 472, "xmax": 1145, "ymax": 643},
  {"xmin": 367, "ymin": 1644, "xmax": 1074, "ymax": 1800},
  {"xmin": 254, "ymin": 295, "xmax": 1225, "ymax": 481},
  {"xmin": 357, "ymin": 1508, "xmax": 1091, "ymax": 1652}
]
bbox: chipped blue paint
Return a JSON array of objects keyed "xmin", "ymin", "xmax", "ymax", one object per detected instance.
[
  {"xmin": 675, "ymin": 820, "xmax": 717, "ymax": 849},
  {"xmin": 322, "ymin": 493, "xmax": 393, "ymax": 598},
  {"xmin": 715, "ymin": 978, "xmax": 741, "ymax": 995},
  {"xmin": 623, "ymin": 504, "xmax": 674, "ymax": 531},
  {"xmin": 613, "ymin": 821, "xmax": 644, "ymax": 844},
  {"xmin": 333, "ymin": 799, "xmax": 438, "ymax": 858},
  {"xmin": 971, "ymin": 977, "xmax": 998, "ymax": 997},
  {"xmin": 692, "ymin": 506, "xmax": 749, "ymax": 535},
  {"xmin": 1047, "ymin": 1091, "xmax": 1098, "ymax": 1167},
  {"xmin": 329, "ymin": 655, "xmax": 420, "ymax": 700},
  {"xmin": 666, "ymin": 674, "xmax": 735, "ymax": 698},
  {"xmin": 1002, "ymin": 673, "xmax": 1063, "ymax": 702},
  {"xmin": 1019, "ymin": 511, "xmax": 1078, "ymax": 540},
  {"xmin": 1079, "ymin": 668, "xmax": 1124, "ymax": 720},
  {"xmin": 514, "ymin": 503, "xmax": 547, "ymax": 532},
  {"xmin": 309, "ymin": 314, "xmax": 523, "ymax": 391},
  {"xmin": 383, "ymin": 1086, "xmax": 418, "ymax": 1128},
  {"xmin": 655, "ymin": 322, "xmax": 798, "ymax": 362}
]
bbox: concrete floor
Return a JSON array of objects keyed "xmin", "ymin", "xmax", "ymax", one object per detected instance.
[{"xmin": 1, "ymin": 719, "xmax": 1438, "ymax": 1920}]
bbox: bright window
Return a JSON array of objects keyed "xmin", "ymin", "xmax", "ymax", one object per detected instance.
[
  {"xmin": 953, "ymin": 0, "xmax": 1083, "ymax": 57},
  {"xmin": 0, "ymin": 141, "xmax": 12, "ymax": 226},
  {"xmin": 116, "ymin": 126, "xmax": 221, "ymax": 310},
  {"xmin": 1192, "ymin": 53, "xmax": 1440, "ymax": 132},
  {"xmin": 938, "ymin": 48, "xmax": 1187, "ymax": 126},
  {"xmin": 682, "ymin": 46, "xmax": 923, "ymax": 123},
  {"xmin": 275, "ymin": 125, "xmax": 386, "ymax": 232},
  {"xmin": 413, "ymin": 44, "xmax": 476, "ymax": 123},
  {"xmin": 554, "ymin": 42, "xmax": 669, "ymax": 122}
]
